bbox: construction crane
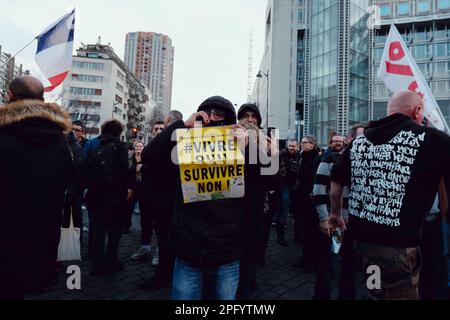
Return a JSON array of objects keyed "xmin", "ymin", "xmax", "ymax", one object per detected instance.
[{"xmin": 247, "ymin": 30, "xmax": 253, "ymax": 103}]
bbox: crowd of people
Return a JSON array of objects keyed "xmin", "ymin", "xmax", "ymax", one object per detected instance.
[{"xmin": 0, "ymin": 75, "xmax": 449, "ymax": 300}]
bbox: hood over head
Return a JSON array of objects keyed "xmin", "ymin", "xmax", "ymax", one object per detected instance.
[
  {"xmin": 197, "ymin": 96, "xmax": 236, "ymax": 126},
  {"xmin": 237, "ymin": 103, "xmax": 262, "ymax": 127}
]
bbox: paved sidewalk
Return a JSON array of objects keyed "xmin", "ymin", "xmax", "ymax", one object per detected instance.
[{"xmin": 26, "ymin": 213, "xmax": 366, "ymax": 300}]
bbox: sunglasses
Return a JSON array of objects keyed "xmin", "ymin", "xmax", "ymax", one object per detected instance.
[
  {"xmin": 73, "ymin": 128, "xmax": 84, "ymax": 133},
  {"xmin": 205, "ymin": 108, "xmax": 226, "ymax": 118}
]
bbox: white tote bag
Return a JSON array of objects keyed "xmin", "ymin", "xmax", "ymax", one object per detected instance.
[{"xmin": 57, "ymin": 208, "xmax": 82, "ymax": 262}]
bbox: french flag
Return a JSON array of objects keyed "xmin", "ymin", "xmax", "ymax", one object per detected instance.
[{"xmin": 35, "ymin": 9, "xmax": 75, "ymax": 92}]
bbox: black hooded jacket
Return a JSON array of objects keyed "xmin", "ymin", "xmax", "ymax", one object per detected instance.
[
  {"xmin": 238, "ymin": 103, "xmax": 262, "ymax": 127},
  {"xmin": 63, "ymin": 132, "xmax": 84, "ymax": 228},
  {"xmin": 144, "ymin": 96, "xmax": 253, "ymax": 266},
  {"xmin": 331, "ymin": 113, "xmax": 450, "ymax": 247},
  {"xmin": 197, "ymin": 95, "xmax": 237, "ymax": 126},
  {"xmin": 296, "ymin": 148, "xmax": 320, "ymax": 199},
  {"xmin": 0, "ymin": 99, "xmax": 73, "ymax": 297}
]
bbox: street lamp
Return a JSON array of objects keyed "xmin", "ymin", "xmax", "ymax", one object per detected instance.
[{"xmin": 257, "ymin": 70, "xmax": 269, "ymax": 128}]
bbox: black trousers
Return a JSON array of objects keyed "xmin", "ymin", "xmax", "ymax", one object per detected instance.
[
  {"xmin": 261, "ymin": 191, "xmax": 280, "ymax": 260},
  {"xmin": 153, "ymin": 208, "xmax": 175, "ymax": 284},
  {"xmin": 90, "ymin": 203, "xmax": 123, "ymax": 268},
  {"xmin": 314, "ymin": 230, "xmax": 357, "ymax": 300},
  {"xmin": 238, "ymin": 256, "xmax": 257, "ymax": 299},
  {"xmin": 419, "ymin": 216, "xmax": 448, "ymax": 300},
  {"xmin": 301, "ymin": 201, "xmax": 319, "ymax": 267},
  {"xmin": 139, "ymin": 197, "xmax": 156, "ymax": 245}
]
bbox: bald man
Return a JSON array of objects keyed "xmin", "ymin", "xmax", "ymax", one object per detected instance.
[
  {"xmin": 329, "ymin": 90, "xmax": 450, "ymax": 300},
  {"xmin": 164, "ymin": 110, "xmax": 183, "ymax": 128},
  {"xmin": 7, "ymin": 75, "xmax": 45, "ymax": 102},
  {"xmin": 0, "ymin": 76, "xmax": 72, "ymax": 299}
]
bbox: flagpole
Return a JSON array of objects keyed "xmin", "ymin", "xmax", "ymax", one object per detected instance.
[{"xmin": 0, "ymin": 36, "xmax": 38, "ymax": 70}]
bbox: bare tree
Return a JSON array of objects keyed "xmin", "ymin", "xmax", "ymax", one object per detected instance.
[{"xmin": 62, "ymin": 88, "xmax": 101, "ymax": 138}]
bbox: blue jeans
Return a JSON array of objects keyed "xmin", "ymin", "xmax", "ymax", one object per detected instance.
[
  {"xmin": 443, "ymin": 219, "xmax": 450, "ymax": 287},
  {"xmin": 275, "ymin": 186, "xmax": 291, "ymax": 239},
  {"xmin": 171, "ymin": 258, "xmax": 240, "ymax": 300}
]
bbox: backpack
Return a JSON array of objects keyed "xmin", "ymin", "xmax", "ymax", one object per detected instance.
[{"xmin": 87, "ymin": 141, "xmax": 119, "ymax": 192}]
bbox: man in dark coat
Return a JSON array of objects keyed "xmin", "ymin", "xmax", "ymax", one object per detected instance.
[
  {"xmin": 83, "ymin": 120, "xmax": 132, "ymax": 276},
  {"xmin": 65, "ymin": 130, "xmax": 84, "ymax": 236},
  {"xmin": 138, "ymin": 111, "xmax": 183, "ymax": 290},
  {"xmin": 143, "ymin": 96, "xmax": 251, "ymax": 300},
  {"xmin": 236, "ymin": 103, "xmax": 279, "ymax": 299},
  {"xmin": 0, "ymin": 76, "xmax": 73, "ymax": 299},
  {"xmin": 293, "ymin": 135, "xmax": 320, "ymax": 271}
]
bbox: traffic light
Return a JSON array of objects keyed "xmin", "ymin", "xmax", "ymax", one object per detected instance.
[{"xmin": 132, "ymin": 127, "xmax": 139, "ymax": 138}]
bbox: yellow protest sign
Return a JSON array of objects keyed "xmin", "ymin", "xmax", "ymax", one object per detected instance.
[{"xmin": 176, "ymin": 126, "xmax": 245, "ymax": 203}]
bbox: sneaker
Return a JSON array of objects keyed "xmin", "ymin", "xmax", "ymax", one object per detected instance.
[
  {"xmin": 131, "ymin": 246, "xmax": 152, "ymax": 260},
  {"xmin": 151, "ymin": 247, "xmax": 159, "ymax": 266}
]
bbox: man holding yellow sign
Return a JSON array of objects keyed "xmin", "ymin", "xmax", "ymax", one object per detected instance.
[{"xmin": 141, "ymin": 96, "xmax": 252, "ymax": 300}]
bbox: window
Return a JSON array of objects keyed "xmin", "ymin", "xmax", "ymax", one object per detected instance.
[
  {"xmin": 399, "ymin": 28, "xmax": 413, "ymax": 42},
  {"xmin": 438, "ymin": 0, "xmax": 450, "ymax": 10},
  {"xmin": 375, "ymin": 47, "xmax": 384, "ymax": 62},
  {"xmin": 115, "ymin": 95, "xmax": 123, "ymax": 104},
  {"xmin": 114, "ymin": 107, "xmax": 122, "ymax": 115},
  {"xmin": 435, "ymin": 43, "xmax": 447, "ymax": 57},
  {"xmin": 117, "ymin": 71, "xmax": 125, "ymax": 81},
  {"xmin": 414, "ymin": 26, "xmax": 432, "ymax": 41},
  {"xmin": 380, "ymin": 4, "xmax": 391, "ymax": 17},
  {"xmin": 434, "ymin": 62, "xmax": 448, "ymax": 76},
  {"xmin": 70, "ymin": 87, "xmax": 102, "ymax": 96},
  {"xmin": 417, "ymin": 1, "xmax": 431, "ymax": 14},
  {"xmin": 80, "ymin": 114, "xmax": 100, "ymax": 123},
  {"xmin": 69, "ymin": 100, "xmax": 101, "ymax": 109},
  {"xmin": 116, "ymin": 82, "xmax": 124, "ymax": 92},
  {"xmin": 418, "ymin": 63, "xmax": 431, "ymax": 76},
  {"xmin": 72, "ymin": 61, "xmax": 104, "ymax": 70},
  {"xmin": 431, "ymin": 80, "xmax": 448, "ymax": 97},
  {"xmin": 298, "ymin": 10, "xmax": 304, "ymax": 23},
  {"xmin": 375, "ymin": 30, "xmax": 387, "ymax": 44},
  {"xmin": 414, "ymin": 44, "xmax": 430, "ymax": 59},
  {"xmin": 71, "ymin": 74, "xmax": 103, "ymax": 83},
  {"xmin": 397, "ymin": 2, "xmax": 410, "ymax": 15},
  {"xmin": 435, "ymin": 25, "xmax": 446, "ymax": 39}
]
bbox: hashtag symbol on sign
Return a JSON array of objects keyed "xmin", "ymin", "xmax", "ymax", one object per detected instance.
[{"xmin": 184, "ymin": 143, "xmax": 193, "ymax": 153}]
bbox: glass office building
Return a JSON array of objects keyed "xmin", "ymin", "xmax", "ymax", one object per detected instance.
[
  {"xmin": 252, "ymin": 0, "xmax": 372, "ymax": 144},
  {"xmin": 305, "ymin": 0, "xmax": 371, "ymax": 144}
]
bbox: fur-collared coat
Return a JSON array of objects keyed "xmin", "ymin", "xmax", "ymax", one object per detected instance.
[{"xmin": 0, "ymin": 99, "xmax": 72, "ymax": 299}]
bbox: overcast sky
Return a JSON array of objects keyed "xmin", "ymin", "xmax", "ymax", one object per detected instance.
[{"xmin": 0, "ymin": 0, "xmax": 267, "ymax": 117}]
